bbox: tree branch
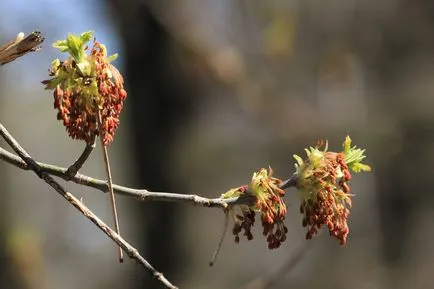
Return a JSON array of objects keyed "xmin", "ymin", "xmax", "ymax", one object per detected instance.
[
  {"xmin": 0, "ymin": 123, "xmax": 177, "ymax": 289},
  {"xmin": 0, "ymin": 146, "xmax": 296, "ymax": 208}
]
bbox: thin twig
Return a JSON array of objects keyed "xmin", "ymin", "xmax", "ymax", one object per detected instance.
[
  {"xmin": 280, "ymin": 175, "xmax": 298, "ymax": 190},
  {"xmin": 65, "ymin": 133, "xmax": 96, "ymax": 180},
  {"xmin": 1, "ymin": 146, "xmax": 288, "ymax": 208},
  {"xmin": 0, "ymin": 123, "xmax": 177, "ymax": 289},
  {"xmin": 244, "ymin": 243, "xmax": 310, "ymax": 289},
  {"xmin": 209, "ymin": 210, "xmax": 230, "ymax": 266},
  {"xmin": 97, "ymin": 110, "xmax": 123, "ymax": 262},
  {"xmin": 0, "ymin": 31, "xmax": 44, "ymax": 65}
]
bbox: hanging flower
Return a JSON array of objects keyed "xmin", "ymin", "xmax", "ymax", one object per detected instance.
[
  {"xmin": 221, "ymin": 168, "xmax": 288, "ymax": 249},
  {"xmin": 219, "ymin": 136, "xmax": 369, "ymax": 250},
  {"xmin": 293, "ymin": 136, "xmax": 370, "ymax": 245},
  {"xmin": 42, "ymin": 31, "xmax": 127, "ymax": 146},
  {"xmin": 250, "ymin": 167, "xmax": 288, "ymax": 249}
]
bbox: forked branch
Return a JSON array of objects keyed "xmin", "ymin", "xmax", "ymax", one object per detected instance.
[{"xmin": 0, "ymin": 123, "xmax": 177, "ymax": 289}]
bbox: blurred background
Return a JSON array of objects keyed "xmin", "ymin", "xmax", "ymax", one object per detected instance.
[{"xmin": 0, "ymin": 0, "xmax": 433, "ymax": 288}]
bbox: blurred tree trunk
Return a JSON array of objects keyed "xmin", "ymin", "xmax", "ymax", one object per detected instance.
[
  {"xmin": 105, "ymin": 1, "xmax": 194, "ymax": 287},
  {"xmin": 357, "ymin": 0, "xmax": 434, "ymax": 272}
]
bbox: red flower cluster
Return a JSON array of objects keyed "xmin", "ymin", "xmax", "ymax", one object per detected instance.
[
  {"xmin": 43, "ymin": 38, "xmax": 127, "ymax": 146},
  {"xmin": 298, "ymin": 151, "xmax": 352, "ymax": 245},
  {"xmin": 251, "ymin": 168, "xmax": 288, "ymax": 249},
  {"xmin": 91, "ymin": 41, "xmax": 127, "ymax": 145},
  {"xmin": 221, "ymin": 137, "xmax": 369, "ymax": 251},
  {"xmin": 225, "ymin": 168, "xmax": 288, "ymax": 249},
  {"xmin": 232, "ymin": 208, "xmax": 255, "ymax": 243}
]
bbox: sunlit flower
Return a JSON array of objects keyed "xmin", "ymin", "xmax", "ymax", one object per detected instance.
[
  {"xmin": 221, "ymin": 168, "xmax": 288, "ymax": 249},
  {"xmin": 42, "ymin": 31, "xmax": 127, "ymax": 146},
  {"xmin": 293, "ymin": 137, "xmax": 370, "ymax": 245},
  {"xmin": 250, "ymin": 167, "xmax": 288, "ymax": 249},
  {"xmin": 219, "ymin": 136, "xmax": 369, "ymax": 250}
]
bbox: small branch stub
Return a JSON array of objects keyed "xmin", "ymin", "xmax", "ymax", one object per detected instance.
[{"xmin": 0, "ymin": 31, "xmax": 44, "ymax": 65}]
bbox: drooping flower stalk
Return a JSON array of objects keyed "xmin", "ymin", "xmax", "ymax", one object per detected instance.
[{"xmin": 42, "ymin": 31, "xmax": 127, "ymax": 261}]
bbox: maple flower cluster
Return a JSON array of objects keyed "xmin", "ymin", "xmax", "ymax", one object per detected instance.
[
  {"xmin": 221, "ymin": 168, "xmax": 288, "ymax": 249},
  {"xmin": 251, "ymin": 168, "xmax": 288, "ymax": 249},
  {"xmin": 42, "ymin": 31, "xmax": 127, "ymax": 146},
  {"xmin": 221, "ymin": 136, "xmax": 370, "ymax": 249},
  {"xmin": 294, "ymin": 136, "xmax": 370, "ymax": 245}
]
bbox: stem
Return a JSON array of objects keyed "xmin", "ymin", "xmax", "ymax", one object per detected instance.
[
  {"xmin": 65, "ymin": 133, "xmax": 96, "ymax": 180},
  {"xmin": 97, "ymin": 110, "xmax": 123, "ymax": 262},
  {"xmin": 279, "ymin": 174, "xmax": 298, "ymax": 190},
  {"xmin": 209, "ymin": 210, "xmax": 229, "ymax": 266}
]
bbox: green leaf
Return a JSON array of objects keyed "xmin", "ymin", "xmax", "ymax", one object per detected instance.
[
  {"xmin": 342, "ymin": 136, "xmax": 371, "ymax": 173},
  {"xmin": 343, "ymin": 135, "xmax": 352, "ymax": 154},
  {"xmin": 80, "ymin": 31, "xmax": 93, "ymax": 44},
  {"xmin": 293, "ymin": 154, "xmax": 303, "ymax": 167},
  {"xmin": 51, "ymin": 58, "xmax": 60, "ymax": 69},
  {"xmin": 345, "ymin": 149, "xmax": 364, "ymax": 164},
  {"xmin": 52, "ymin": 40, "xmax": 67, "ymax": 47},
  {"xmin": 107, "ymin": 53, "xmax": 118, "ymax": 62},
  {"xmin": 52, "ymin": 40, "xmax": 68, "ymax": 50},
  {"xmin": 66, "ymin": 33, "xmax": 81, "ymax": 60},
  {"xmin": 351, "ymin": 162, "xmax": 371, "ymax": 173},
  {"xmin": 52, "ymin": 31, "xmax": 94, "ymax": 62}
]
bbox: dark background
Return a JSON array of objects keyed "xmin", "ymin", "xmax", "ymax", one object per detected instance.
[{"xmin": 1, "ymin": 0, "xmax": 433, "ymax": 288}]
